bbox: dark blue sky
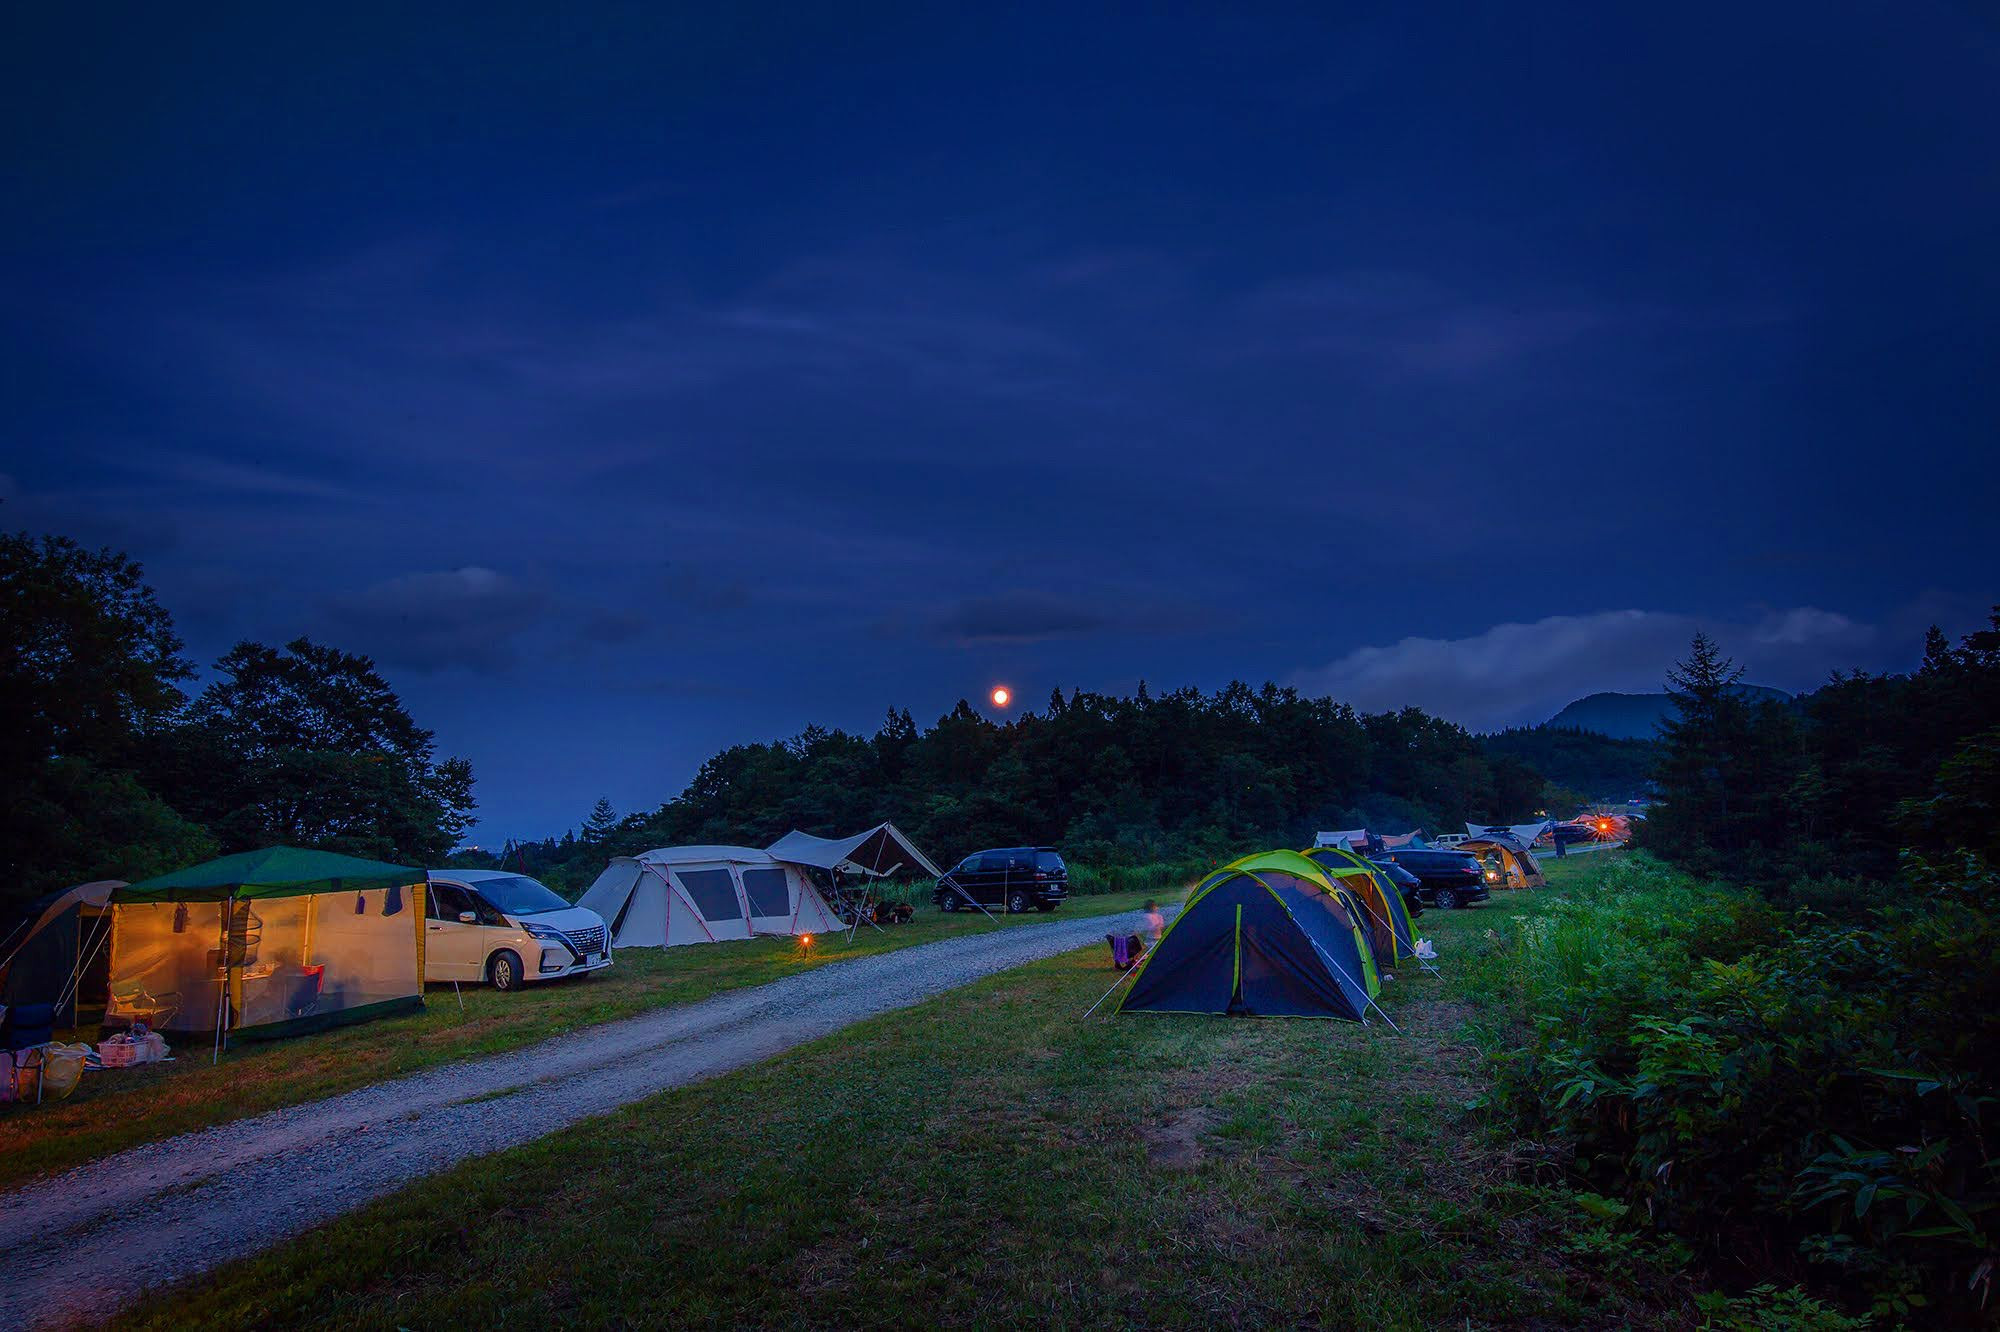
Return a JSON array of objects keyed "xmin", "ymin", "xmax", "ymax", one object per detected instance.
[{"xmin": 5, "ymin": 5, "xmax": 1996, "ymax": 843}]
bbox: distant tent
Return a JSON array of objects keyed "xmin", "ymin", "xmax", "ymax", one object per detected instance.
[
  {"xmin": 578, "ymin": 845, "xmax": 843, "ymax": 948},
  {"xmin": 765, "ymin": 822, "xmax": 942, "ymax": 879},
  {"xmin": 1468, "ymin": 821, "xmax": 1554, "ymax": 847},
  {"xmin": 1378, "ymin": 830, "xmax": 1426, "ymax": 849},
  {"xmin": 1459, "ymin": 837, "xmax": 1547, "ymax": 890},
  {"xmin": 109, "ymin": 848, "xmax": 426, "ymax": 1041},
  {"xmin": 1314, "ymin": 828, "xmax": 1379, "ymax": 854},
  {"xmin": 0, "ymin": 880, "xmax": 123, "ymax": 1028},
  {"xmin": 1119, "ymin": 850, "xmax": 1382, "ymax": 1021},
  {"xmin": 1304, "ymin": 845, "xmax": 1419, "ymax": 966}
]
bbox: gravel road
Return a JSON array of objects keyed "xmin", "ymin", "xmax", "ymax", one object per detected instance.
[{"xmin": 0, "ymin": 909, "xmax": 1153, "ymax": 1329}]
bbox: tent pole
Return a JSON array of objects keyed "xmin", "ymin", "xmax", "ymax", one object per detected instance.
[
  {"xmin": 56, "ymin": 912, "xmax": 113, "ymax": 1023},
  {"xmin": 1307, "ymin": 938, "xmax": 1403, "ymax": 1034},
  {"xmin": 211, "ymin": 902, "xmax": 228, "ymax": 1065}
]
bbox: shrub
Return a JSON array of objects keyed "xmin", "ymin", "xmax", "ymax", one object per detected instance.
[{"xmin": 1485, "ymin": 855, "xmax": 2000, "ymax": 1323}]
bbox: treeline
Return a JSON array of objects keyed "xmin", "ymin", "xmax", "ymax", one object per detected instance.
[
  {"xmin": 1642, "ymin": 617, "xmax": 2000, "ymax": 886},
  {"xmin": 464, "ymin": 686, "xmax": 1564, "ymax": 895},
  {"xmin": 1, "ymin": 534, "xmax": 476, "ymax": 922},
  {"xmin": 1479, "ymin": 724, "xmax": 1658, "ymax": 804},
  {"xmin": 1497, "ymin": 617, "xmax": 2000, "ymax": 1322}
]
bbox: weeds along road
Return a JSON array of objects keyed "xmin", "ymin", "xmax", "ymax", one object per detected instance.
[{"xmin": 0, "ymin": 908, "xmax": 1158, "ymax": 1330}]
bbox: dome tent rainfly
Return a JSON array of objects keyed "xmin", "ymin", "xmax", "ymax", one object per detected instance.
[
  {"xmin": 0, "ymin": 880, "xmax": 124, "ymax": 1029},
  {"xmin": 1117, "ymin": 850, "xmax": 1389, "ymax": 1023},
  {"xmin": 1304, "ymin": 844, "xmax": 1421, "ymax": 968}
]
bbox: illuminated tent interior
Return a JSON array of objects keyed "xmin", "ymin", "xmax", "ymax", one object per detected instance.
[{"xmin": 106, "ymin": 847, "xmax": 426, "ymax": 1041}]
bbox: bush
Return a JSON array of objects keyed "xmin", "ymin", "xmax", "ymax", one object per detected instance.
[
  {"xmin": 1063, "ymin": 858, "xmax": 1216, "ymax": 897},
  {"xmin": 1485, "ymin": 855, "xmax": 2000, "ymax": 1323}
]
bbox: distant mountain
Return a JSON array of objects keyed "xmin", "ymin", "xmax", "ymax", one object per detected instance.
[{"xmin": 1545, "ymin": 686, "xmax": 1792, "ymax": 740}]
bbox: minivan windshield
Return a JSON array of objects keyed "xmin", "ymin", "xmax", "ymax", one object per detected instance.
[{"xmin": 468, "ymin": 875, "xmax": 570, "ymax": 916}]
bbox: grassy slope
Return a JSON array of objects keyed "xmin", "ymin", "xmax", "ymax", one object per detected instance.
[
  {"xmin": 0, "ymin": 889, "xmax": 1163, "ymax": 1190},
  {"xmin": 120, "ymin": 855, "xmax": 1688, "ymax": 1330}
]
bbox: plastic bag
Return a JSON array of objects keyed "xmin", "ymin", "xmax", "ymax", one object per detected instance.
[
  {"xmin": 1414, "ymin": 937, "xmax": 1437, "ymax": 960},
  {"xmin": 40, "ymin": 1043, "xmax": 89, "ymax": 1100}
]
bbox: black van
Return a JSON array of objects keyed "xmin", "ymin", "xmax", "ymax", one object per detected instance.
[
  {"xmin": 935, "ymin": 847, "xmax": 1069, "ymax": 914},
  {"xmin": 1382, "ymin": 848, "xmax": 1491, "ymax": 910}
]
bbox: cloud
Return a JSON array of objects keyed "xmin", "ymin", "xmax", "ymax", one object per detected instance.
[
  {"xmin": 325, "ymin": 567, "xmax": 547, "ymax": 672},
  {"xmin": 1235, "ymin": 270, "xmax": 1610, "ymax": 375},
  {"xmin": 1292, "ymin": 607, "xmax": 1881, "ymax": 730},
  {"xmin": 928, "ymin": 592, "xmax": 1113, "ymax": 645}
]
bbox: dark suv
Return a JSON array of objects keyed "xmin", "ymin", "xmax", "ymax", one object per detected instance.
[
  {"xmin": 935, "ymin": 847, "xmax": 1069, "ymax": 914},
  {"xmin": 1368, "ymin": 858, "xmax": 1427, "ymax": 918},
  {"xmin": 1382, "ymin": 848, "xmax": 1490, "ymax": 910}
]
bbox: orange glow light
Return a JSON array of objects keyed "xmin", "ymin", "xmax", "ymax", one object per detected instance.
[
  {"xmin": 990, "ymin": 686, "xmax": 1011, "ymax": 708},
  {"xmin": 799, "ymin": 933, "xmax": 814, "ymax": 949}
]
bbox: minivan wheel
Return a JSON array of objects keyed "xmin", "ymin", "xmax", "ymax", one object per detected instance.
[
  {"xmin": 1006, "ymin": 889, "xmax": 1030, "ymax": 915},
  {"xmin": 488, "ymin": 949, "xmax": 523, "ymax": 992},
  {"xmin": 1435, "ymin": 887, "xmax": 1462, "ymax": 911},
  {"xmin": 940, "ymin": 893, "xmax": 959, "ymax": 913}
]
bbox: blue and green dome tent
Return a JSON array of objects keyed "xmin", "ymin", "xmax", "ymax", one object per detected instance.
[
  {"xmin": 1304, "ymin": 844, "xmax": 1420, "ymax": 967},
  {"xmin": 1118, "ymin": 850, "xmax": 1382, "ymax": 1021}
]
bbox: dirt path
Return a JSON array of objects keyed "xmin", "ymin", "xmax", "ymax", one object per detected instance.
[{"xmin": 0, "ymin": 909, "xmax": 1153, "ymax": 1329}]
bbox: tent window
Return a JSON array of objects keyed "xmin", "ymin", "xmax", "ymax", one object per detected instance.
[
  {"xmin": 676, "ymin": 869, "xmax": 742, "ymax": 923},
  {"xmin": 741, "ymin": 869, "xmax": 790, "ymax": 918}
]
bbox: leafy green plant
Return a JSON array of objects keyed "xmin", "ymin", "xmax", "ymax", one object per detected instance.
[{"xmin": 1481, "ymin": 854, "xmax": 2000, "ymax": 1322}]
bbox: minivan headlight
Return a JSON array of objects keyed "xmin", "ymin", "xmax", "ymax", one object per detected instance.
[{"xmin": 522, "ymin": 921, "xmax": 567, "ymax": 943}]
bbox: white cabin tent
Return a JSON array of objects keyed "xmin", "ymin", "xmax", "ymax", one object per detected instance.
[
  {"xmin": 578, "ymin": 846, "xmax": 843, "ymax": 948},
  {"xmin": 765, "ymin": 822, "xmax": 942, "ymax": 881}
]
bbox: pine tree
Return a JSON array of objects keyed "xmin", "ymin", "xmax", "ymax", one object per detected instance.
[{"xmin": 583, "ymin": 796, "xmax": 618, "ymax": 843}]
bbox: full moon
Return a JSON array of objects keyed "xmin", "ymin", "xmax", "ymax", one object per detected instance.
[{"xmin": 990, "ymin": 686, "xmax": 1011, "ymax": 708}]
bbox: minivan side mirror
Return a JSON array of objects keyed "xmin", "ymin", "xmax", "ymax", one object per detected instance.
[{"xmin": 457, "ymin": 911, "xmax": 476, "ymax": 924}]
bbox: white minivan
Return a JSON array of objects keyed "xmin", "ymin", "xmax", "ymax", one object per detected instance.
[{"xmin": 423, "ymin": 870, "xmax": 613, "ymax": 992}]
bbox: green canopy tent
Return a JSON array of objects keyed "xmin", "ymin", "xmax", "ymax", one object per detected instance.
[{"xmin": 108, "ymin": 848, "xmax": 427, "ymax": 1051}]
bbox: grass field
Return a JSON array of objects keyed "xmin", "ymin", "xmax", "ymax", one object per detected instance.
[
  {"xmin": 0, "ymin": 887, "xmax": 1172, "ymax": 1190},
  {"xmin": 116, "ymin": 852, "xmax": 1689, "ymax": 1330}
]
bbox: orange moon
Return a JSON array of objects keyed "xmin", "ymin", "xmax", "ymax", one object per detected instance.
[{"xmin": 990, "ymin": 686, "xmax": 1012, "ymax": 708}]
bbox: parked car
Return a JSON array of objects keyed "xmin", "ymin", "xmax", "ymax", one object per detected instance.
[
  {"xmin": 1368, "ymin": 858, "xmax": 1426, "ymax": 918},
  {"xmin": 424, "ymin": 870, "xmax": 613, "ymax": 992},
  {"xmin": 1381, "ymin": 848, "xmax": 1490, "ymax": 910},
  {"xmin": 934, "ymin": 847, "xmax": 1069, "ymax": 914}
]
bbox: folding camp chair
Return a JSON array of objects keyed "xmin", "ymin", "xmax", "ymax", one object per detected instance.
[{"xmin": 1105, "ymin": 933, "xmax": 1145, "ymax": 970}]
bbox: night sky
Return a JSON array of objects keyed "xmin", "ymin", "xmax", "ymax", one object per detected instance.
[{"xmin": 5, "ymin": 6, "xmax": 1995, "ymax": 844}]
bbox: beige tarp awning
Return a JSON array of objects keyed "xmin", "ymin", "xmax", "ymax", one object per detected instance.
[{"xmin": 766, "ymin": 823, "xmax": 942, "ymax": 878}]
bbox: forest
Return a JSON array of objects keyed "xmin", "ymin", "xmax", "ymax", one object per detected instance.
[
  {"xmin": 472, "ymin": 684, "xmax": 1562, "ymax": 893},
  {"xmin": 4, "ymin": 530, "xmax": 1588, "ymax": 919}
]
